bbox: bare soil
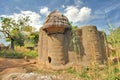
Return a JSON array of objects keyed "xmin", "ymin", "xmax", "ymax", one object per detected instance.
[
  {"xmin": 0, "ymin": 58, "xmax": 41, "ymax": 79},
  {"xmin": 0, "ymin": 58, "xmax": 81, "ymax": 80}
]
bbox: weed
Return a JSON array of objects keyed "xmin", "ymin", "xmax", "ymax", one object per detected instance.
[
  {"xmin": 79, "ymin": 67, "xmax": 90, "ymax": 80},
  {"xmin": 67, "ymin": 67, "xmax": 77, "ymax": 74}
]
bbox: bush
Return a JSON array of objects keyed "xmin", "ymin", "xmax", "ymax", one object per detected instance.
[
  {"xmin": 0, "ymin": 50, "xmax": 24, "ymax": 58},
  {"xmin": 24, "ymin": 50, "xmax": 38, "ymax": 58},
  {"xmin": 0, "ymin": 47, "xmax": 38, "ymax": 59}
]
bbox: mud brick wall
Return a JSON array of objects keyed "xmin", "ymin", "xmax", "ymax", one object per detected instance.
[
  {"xmin": 98, "ymin": 31, "xmax": 107, "ymax": 61},
  {"xmin": 38, "ymin": 28, "xmax": 48, "ymax": 64},
  {"xmin": 81, "ymin": 26, "xmax": 101, "ymax": 65},
  {"xmin": 38, "ymin": 10, "xmax": 107, "ymax": 67},
  {"xmin": 38, "ymin": 10, "xmax": 71, "ymax": 66},
  {"xmin": 48, "ymin": 33, "xmax": 67, "ymax": 65},
  {"xmin": 68, "ymin": 26, "xmax": 107, "ymax": 66},
  {"xmin": 38, "ymin": 29, "xmax": 71, "ymax": 66}
]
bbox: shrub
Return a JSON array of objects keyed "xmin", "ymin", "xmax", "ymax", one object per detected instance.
[
  {"xmin": 0, "ymin": 46, "xmax": 38, "ymax": 59},
  {"xmin": 24, "ymin": 50, "xmax": 38, "ymax": 58},
  {"xmin": 0, "ymin": 50, "xmax": 24, "ymax": 58}
]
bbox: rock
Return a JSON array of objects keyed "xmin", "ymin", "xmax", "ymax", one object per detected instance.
[{"xmin": 2, "ymin": 72, "xmax": 63, "ymax": 80}]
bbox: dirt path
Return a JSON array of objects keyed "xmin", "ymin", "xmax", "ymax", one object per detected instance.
[
  {"xmin": 0, "ymin": 58, "xmax": 81, "ymax": 80},
  {"xmin": 0, "ymin": 58, "xmax": 39, "ymax": 78},
  {"xmin": 0, "ymin": 58, "xmax": 25, "ymax": 71}
]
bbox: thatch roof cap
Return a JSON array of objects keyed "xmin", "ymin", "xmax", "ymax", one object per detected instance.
[{"xmin": 42, "ymin": 10, "xmax": 71, "ymax": 30}]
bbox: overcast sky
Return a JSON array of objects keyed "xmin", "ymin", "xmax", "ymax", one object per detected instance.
[{"xmin": 0, "ymin": 0, "xmax": 120, "ymax": 45}]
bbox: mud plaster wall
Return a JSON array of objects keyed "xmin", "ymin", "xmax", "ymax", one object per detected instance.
[
  {"xmin": 38, "ymin": 28, "xmax": 71, "ymax": 66},
  {"xmin": 68, "ymin": 26, "xmax": 107, "ymax": 66},
  {"xmin": 38, "ymin": 26, "xmax": 107, "ymax": 67},
  {"xmin": 38, "ymin": 28, "xmax": 48, "ymax": 64}
]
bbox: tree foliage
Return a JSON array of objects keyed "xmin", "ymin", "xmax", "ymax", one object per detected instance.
[
  {"xmin": 24, "ymin": 31, "xmax": 39, "ymax": 47},
  {"xmin": 0, "ymin": 17, "xmax": 31, "ymax": 49}
]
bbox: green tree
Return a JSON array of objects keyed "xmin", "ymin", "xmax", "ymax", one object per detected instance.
[
  {"xmin": 0, "ymin": 17, "xmax": 30, "ymax": 50},
  {"xmin": 24, "ymin": 31, "xmax": 39, "ymax": 47},
  {"xmin": 29, "ymin": 31, "xmax": 39, "ymax": 45}
]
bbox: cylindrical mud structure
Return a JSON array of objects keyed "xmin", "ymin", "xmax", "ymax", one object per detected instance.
[
  {"xmin": 38, "ymin": 10, "xmax": 107, "ymax": 67},
  {"xmin": 98, "ymin": 31, "xmax": 107, "ymax": 61},
  {"xmin": 48, "ymin": 34, "xmax": 67, "ymax": 65},
  {"xmin": 38, "ymin": 28, "xmax": 48, "ymax": 63},
  {"xmin": 81, "ymin": 25, "xmax": 106, "ymax": 66},
  {"xmin": 38, "ymin": 10, "xmax": 71, "ymax": 66}
]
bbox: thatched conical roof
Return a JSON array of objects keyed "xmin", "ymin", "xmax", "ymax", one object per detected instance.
[{"xmin": 42, "ymin": 10, "xmax": 71, "ymax": 33}]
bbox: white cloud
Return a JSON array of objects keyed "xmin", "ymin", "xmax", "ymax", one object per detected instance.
[
  {"xmin": 94, "ymin": 9, "xmax": 104, "ymax": 15},
  {"xmin": 40, "ymin": 7, "xmax": 50, "ymax": 16},
  {"xmin": 61, "ymin": 5, "xmax": 65, "ymax": 8},
  {"xmin": 105, "ymin": 3, "xmax": 120, "ymax": 13},
  {"xmin": 0, "ymin": 11, "xmax": 41, "ymax": 30},
  {"xmin": 64, "ymin": 6, "xmax": 91, "ymax": 23},
  {"xmin": 15, "ymin": 6, "xmax": 22, "ymax": 11},
  {"xmin": 21, "ymin": 11, "xmax": 41, "ymax": 29},
  {"xmin": 74, "ymin": 0, "xmax": 83, "ymax": 7}
]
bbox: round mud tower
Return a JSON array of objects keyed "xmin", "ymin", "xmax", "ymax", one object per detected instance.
[
  {"xmin": 48, "ymin": 34, "xmax": 67, "ymax": 65},
  {"xmin": 81, "ymin": 25, "xmax": 106, "ymax": 66},
  {"xmin": 38, "ymin": 28, "xmax": 48, "ymax": 63},
  {"xmin": 38, "ymin": 10, "xmax": 71, "ymax": 66}
]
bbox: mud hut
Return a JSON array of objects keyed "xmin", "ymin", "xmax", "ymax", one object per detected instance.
[
  {"xmin": 68, "ymin": 26, "xmax": 107, "ymax": 66},
  {"xmin": 38, "ymin": 10, "xmax": 107, "ymax": 68},
  {"xmin": 38, "ymin": 10, "xmax": 71, "ymax": 66}
]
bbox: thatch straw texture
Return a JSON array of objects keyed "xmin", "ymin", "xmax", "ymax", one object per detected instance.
[{"xmin": 42, "ymin": 10, "xmax": 70, "ymax": 33}]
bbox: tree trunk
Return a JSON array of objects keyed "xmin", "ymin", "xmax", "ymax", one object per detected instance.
[{"xmin": 11, "ymin": 40, "xmax": 14, "ymax": 50}]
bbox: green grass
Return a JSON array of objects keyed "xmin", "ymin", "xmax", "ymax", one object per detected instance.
[
  {"xmin": 24, "ymin": 50, "xmax": 38, "ymax": 58},
  {"xmin": 0, "ymin": 49, "xmax": 38, "ymax": 59},
  {"xmin": 0, "ymin": 50, "xmax": 24, "ymax": 58},
  {"xmin": 65, "ymin": 64, "xmax": 120, "ymax": 80}
]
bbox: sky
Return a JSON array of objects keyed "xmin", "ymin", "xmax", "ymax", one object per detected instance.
[{"xmin": 0, "ymin": 0, "xmax": 120, "ymax": 45}]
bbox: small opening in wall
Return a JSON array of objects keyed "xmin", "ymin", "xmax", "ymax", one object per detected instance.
[{"xmin": 48, "ymin": 56, "xmax": 51, "ymax": 63}]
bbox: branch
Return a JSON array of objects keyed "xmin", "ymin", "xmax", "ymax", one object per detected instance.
[{"xmin": 0, "ymin": 29, "xmax": 12, "ymax": 39}]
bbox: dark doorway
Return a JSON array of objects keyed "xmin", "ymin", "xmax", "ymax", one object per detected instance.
[{"xmin": 48, "ymin": 56, "xmax": 51, "ymax": 63}]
